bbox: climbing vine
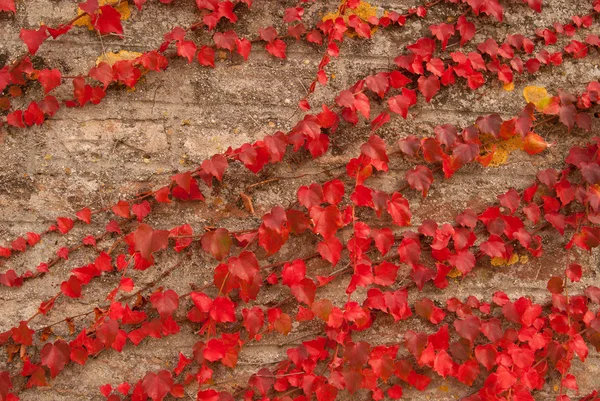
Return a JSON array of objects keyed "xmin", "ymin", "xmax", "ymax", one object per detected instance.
[{"xmin": 2, "ymin": 0, "xmax": 600, "ymax": 400}]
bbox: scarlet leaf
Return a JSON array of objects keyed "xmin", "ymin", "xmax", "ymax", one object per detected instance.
[
  {"xmin": 227, "ymin": 251, "xmax": 259, "ymax": 282},
  {"xmin": 57, "ymin": 217, "xmax": 74, "ymax": 234},
  {"xmin": 201, "ymin": 228, "xmax": 232, "ymax": 260},
  {"xmin": 20, "ymin": 27, "xmax": 47, "ymax": 55},
  {"xmin": 406, "ymin": 165, "xmax": 434, "ymax": 197},
  {"xmin": 90, "ymin": 5, "xmax": 122, "ymax": 35},
  {"xmin": 282, "ymin": 259, "xmax": 306, "ymax": 286},
  {"xmin": 127, "ymin": 223, "xmax": 170, "ymax": 260},
  {"xmin": 317, "ymin": 237, "xmax": 343, "ymax": 266},
  {"xmin": 386, "ymin": 193, "xmax": 411, "ymax": 226},
  {"xmin": 177, "ymin": 40, "xmax": 197, "ymax": 63},
  {"xmin": 40, "ymin": 340, "xmax": 70, "ymax": 378},
  {"xmin": 61, "ymin": 276, "xmax": 82, "ymax": 298},
  {"xmin": 523, "ymin": 132, "xmax": 549, "ymax": 155},
  {"xmin": 198, "ymin": 46, "xmax": 215, "ymax": 67},
  {"xmin": 290, "ymin": 278, "xmax": 316, "ymax": 305},
  {"xmin": 0, "ymin": 0, "xmax": 16, "ymax": 12},
  {"xmin": 150, "ymin": 289, "xmax": 179, "ymax": 318},
  {"xmin": 38, "ymin": 69, "xmax": 61, "ymax": 94},
  {"xmin": 430, "ymin": 23, "xmax": 455, "ymax": 50},
  {"xmin": 310, "ymin": 205, "xmax": 343, "ymax": 239},
  {"xmin": 266, "ymin": 39, "xmax": 286, "ymax": 58},
  {"xmin": 360, "ymin": 135, "xmax": 389, "ymax": 169},
  {"xmin": 388, "ymin": 88, "xmax": 417, "ymax": 118},
  {"xmin": 112, "ymin": 200, "xmax": 130, "ymax": 218},
  {"xmin": 142, "ymin": 370, "xmax": 173, "ymax": 401},
  {"xmin": 298, "ymin": 183, "xmax": 323, "ymax": 209},
  {"xmin": 417, "ymin": 75, "xmax": 440, "ymax": 102}
]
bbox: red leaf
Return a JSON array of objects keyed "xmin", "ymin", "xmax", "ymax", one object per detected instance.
[
  {"xmin": 12, "ymin": 321, "xmax": 34, "ymax": 345},
  {"xmin": 374, "ymin": 261, "xmax": 399, "ymax": 285},
  {"xmin": 266, "ymin": 39, "xmax": 286, "ymax": 58},
  {"xmin": 227, "ymin": 250, "xmax": 259, "ymax": 282},
  {"xmin": 119, "ymin": 277, "xmax": 134, "ymax": 292},
  {"xmin": 142, "ymin": 370, "xmax": 173, "ymax": 401},
  {"xmin": 284, "ymin": 7, "xmax": 303, "ymax": 22},
  {"xmin": 360, "ymin": 135, "xmax": 389, "ymax": 169},
  {"xmin": 565, "ymin": 40, "xmax": 588, "ymax": 59},
  {"xmin": 386, "ymin": 193, "xmax": 411, "ymax": 226},
  {"xmin": 61, "ymin": 276, "xmax": 82, "ymax": 298},
  {"xmin": 112, "ymin": 200, "xmax": 130, "ymax": 219},
  {"xmin": 415, "ymin": 298, "xmax": 445, "ymax": 324},
  {"xmin": 454, "ymin": 314, "xmax": 481, "ymax": 342},
  {"xmin": 201, "ymin": 228, "xmax": 232, "ymax": 260},
  {"xmin": 20, "ymin": 27, "xmax": 47, "ymax": 55},
  {"xmin": 323, "ymin": 179, "xmax": 344, "ymax": 205},
  {"xmin": 585, "ymin": 286, "xmax": 600, "ymax": 303},
  {"xmin": 57, "ymin": 217, "xmax": 74, "ymax": 234},
  {"xmin": 566, "ymin": 263, "xmax": 582, "ymax": 282},
  {"xmin": 430, "ymin": 23, "xmax": 455, "ymax": 50},
  {"xmin": 27, "ymin": 233, "xmax": 41, "ymax": 247},
  {"xmin": 235, "ymin": 38, "xmax": 252, "ymax": 60},
  {"xmin": 150, "ymin": 289, "xmax": 179, "ymax": 318},
  {"xmin": 177, "ymin": 40, "xmax": 197, "ymax": 63},
  {"xmin": 318, "ymin": 237, "xmax": 343, "ymax": 266},
  {"xmin": 112, "ymin": 60, "xmax": 141, "ymax": 87},
  {"xmin": 242, "ymin": 307, "xmax": 264, "ymax": 339},
  {"xmin": 214, "ymin": 31, "xmax": 237, "ymax": 51},
  {"xmin": 40, "ymin": 340, "xmax": 70, "ymax": 378},
  {"xmin": 131, "ymin": 201, "xmax": 151, "ymax": 222},
  {"xmin": 480, "ymin": 235, "xmax": 508, "ymax": 259},
  {"xmin": 418, "ymin": 75, "xmax": 440, "ymax": 102},
  {"xmin": 547, "ymin": 276, "xmax": 564, "ymax": 294},
  {"xmin": 282, "ymin": 259, "xmax": 306, "ymax": 286},
  {"xmin": 433, "ymin": 350, "xmax": 454, "ymax": 378},
  {"xmin": 448, "ymin": 249, "xmax": 476, "ymax": 275},
  {"xmin": 388, "ymin": 384, "xmax": 403, "ymax": 399},
  {"xmin": 365, "ymin": 72, "xmax": 390, "ymax": 98},
  {"xmin": 388, "ymin": 88, "xmax": 417, "ymax": 118},
  {"xmin": 11, "ymin": 237, "xmax": 26, "ymax": 252},
  {"xmin": 249, "ymin": 368, "xmax": 275, "ymax": 396},
  {"xmin": 372, "ymin": 228, "xmax": 394, "ymax": 256},
  {"xmin": 126, "ymin": 223, "xmax": 170, "ymax": 260},
  {"xmin": 298, "ymin": 183, "xmax": 323, "ymax": 209},
  {"xmin": 406, "ymin": 165, "xmax": 434, "ymax": 197},
  {"xmin": 523, "ymin": 132, "xmax": 549, "ymax": 155},
  {"xmin": 211, "ymin": 297, "xmax": 236, "ymax": 322},
  {"xmin": 475, "ymin": 344, "xmax": 497, "ymax": 370},
  {"xmin": 38, "ymin": 69, "xmax": 61, "ymax": 94},
  {"xmin": 354, "ymin": 92, "xmax": 370, "ymax": 119},
  {"xmin": 201, "ymin": 154, "xmax": 228, "ymax": 182},
  {"xmin": 0, "ymin": 0, "xmax": 16, "ymax": 12},
  {"xmin": 259, "ymin": 26, "xmax": 278, "ymax": 43},
  {"xmin": 290, "ymin": 278, "xmax": 316, "ymax": 305},
  {"xmin": 76, "ymin": 207, "xmax": 92, "ymax": 224},
  {"xmin": 198, "ymin": 46, "xmax": 215, "ymax": 67},
  {"xmin": 310, "ymin": 205, "xmax": 343, "ymax": 239},
  {"xmin": 93, "ymin": 5, "xmax": 123, "ymax": 35}
]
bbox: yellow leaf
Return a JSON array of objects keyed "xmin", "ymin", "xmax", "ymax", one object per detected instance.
[
  {"xmin": 503, "ymin": 82, "xmax": 514, "ymax": 92},
  {"xmin": 96, "ymin": 50, "xmax": 142, "ymax": 66},
  {"xmin": 73, "ymin": 0, "xmax": 130, "ymax": 31},
  {"xmin": 491, "ymin": 253, "xmax": 519, "ymax": 266},
  {"xmin": 485, "ymin": 135, "xmax": 523, "ymax": 167},
  {"xmin": 523, "ymin": 86, "xmax": 552, "ymax": 111},
  {"xmin": 323, "ymin": 1, "xmax": 378, "ymax": 37}
]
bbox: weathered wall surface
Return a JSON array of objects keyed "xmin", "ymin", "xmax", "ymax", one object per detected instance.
[{"xmin": 1, "ymin": 0, "xmax": 600, "ymax": 400}]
